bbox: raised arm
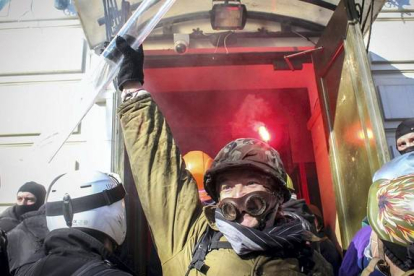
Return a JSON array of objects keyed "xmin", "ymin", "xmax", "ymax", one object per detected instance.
[{"xmin": 116, "ymin": 37, "xmax": 204, "ymax": 263}]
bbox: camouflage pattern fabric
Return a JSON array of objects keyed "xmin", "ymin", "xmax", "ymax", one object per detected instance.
[{"xmin": 204, "ymin": 138, "xmax": 290, "ymax": 202}]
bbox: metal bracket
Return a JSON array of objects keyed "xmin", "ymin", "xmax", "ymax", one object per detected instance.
[{"xmin": 284, "ymin": 47, "xmax": 324, "ymax": 71}]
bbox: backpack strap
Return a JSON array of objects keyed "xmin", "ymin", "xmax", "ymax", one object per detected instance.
[
  {"xmin": 209, "ymin": 232, "xmax": 232, "ymax": 250},
  {"xmin": 185, "ymin": 227, "xmax": 213, "ymax": 276},
  {"xmin": 185, "ymin": 227, "xmax": 233, "ymax": 276}
]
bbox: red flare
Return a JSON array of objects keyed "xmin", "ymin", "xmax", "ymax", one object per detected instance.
[{"xmin": 258, "ymin": 125, "xmax": 271, "ymax": 142}]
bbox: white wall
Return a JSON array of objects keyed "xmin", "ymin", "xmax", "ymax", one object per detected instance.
[
  {"xmin": 0, "ymin": 0, "xmax": 114, "ymax": 213},
  {"xmin": 369, "ymin": 0, "xmax": 414, "ymax": 158}
]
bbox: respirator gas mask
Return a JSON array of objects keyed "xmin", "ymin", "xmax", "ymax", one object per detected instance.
[{"xmin": 218, "ymin": 191, "xmax": 279, "ymax": 222}]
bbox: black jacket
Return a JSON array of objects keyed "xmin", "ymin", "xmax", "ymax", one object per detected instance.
[
  {"xmin": 316, "ymin": 230, "xmax": 342, "ymax": 276},
  {"xmin": 1, "ymin": 229, "xmax": 9, "ymax": 276},
  {"xmin": 0, "ymin": 206, "xmax": 20, "ymax": 233},
  {"xmin": 7, "ymin": 207, "xmax": 48, "ymax": 274},
  {"xmin": 17, "ymin": 228, "xmax": 132, "ymax": 276},
  {"xmin": 0, "ymin": 206, "xmax": 20, "ymax": 276}
]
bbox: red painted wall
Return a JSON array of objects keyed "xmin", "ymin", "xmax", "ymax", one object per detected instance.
[
  {"xmin": 145, "ymin": 63, "xmax": 317, "ymax": 165},
  {"xmin": 143, "ymin": 59, "xmax": 336, "ymax": 234}
]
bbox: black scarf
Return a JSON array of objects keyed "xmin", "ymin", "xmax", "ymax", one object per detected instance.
[{"xmin": 215, "ymin": 209, "xmax": 310, "ymax": 255}]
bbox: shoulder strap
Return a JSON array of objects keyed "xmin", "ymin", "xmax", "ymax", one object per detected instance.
[
  {"xmin": 185, "ymin": 227, "xmax": 213, "ymax": 276},
  {"xmin": 209, "ymin": 232, "xmax": 232, "ymax": 250},
  {"xmin": 185, "ymin": 227, "xmax": 234, "ymax": 276}
]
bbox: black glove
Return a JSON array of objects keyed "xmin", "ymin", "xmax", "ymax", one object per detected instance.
[{"xmin": 115, "ymin": 36, "xmax": 144, "ymax": 91}]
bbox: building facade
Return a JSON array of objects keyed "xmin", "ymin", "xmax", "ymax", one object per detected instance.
[{"xmin": 0, "ymin": 0, "xmax": 115, "ymax": 212}]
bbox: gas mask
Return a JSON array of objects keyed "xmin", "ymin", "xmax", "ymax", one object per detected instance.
[{"xmin": 218, "ymin": 191, "xmax": 279, "ymax": 222}]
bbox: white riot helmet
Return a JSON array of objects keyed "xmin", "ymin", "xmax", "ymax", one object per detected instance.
[
  {"xmin": 46, "ymin": 170, "xmax": 127, "ymax": 245},
  {"xmin": 373, "ymin": 151, "xmax": 414, "ymax": 182}
]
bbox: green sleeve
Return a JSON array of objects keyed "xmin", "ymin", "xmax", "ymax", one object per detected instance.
[{"xmin": 118, "ymin": 94, "xmax": 203, "ymax": 263}]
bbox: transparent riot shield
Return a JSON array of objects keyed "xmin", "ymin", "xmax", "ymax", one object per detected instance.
[{"xmin": 27, "ymin": 0, "xmax": 175, "ymax": 164}]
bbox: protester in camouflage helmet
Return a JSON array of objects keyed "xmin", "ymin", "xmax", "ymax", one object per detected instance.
[
  {"xmin": 205, "ymin": 138, "xmax": 290, "ymax": 201},
  {"xmin": 204, "ymin": 138, "xmax": 291, "ymax": 229},
  {"xmin": 116, "ymin": 36, "xmax": 333, "ymax": 276}
]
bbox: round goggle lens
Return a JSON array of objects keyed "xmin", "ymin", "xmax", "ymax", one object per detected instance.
[
  {"xmin": 221, "ymin": 202, "xmax": 238, "ymax": 221},
  {"xmin": 245, "ymin": 195, "xmax": 267, "ymax": 216}
]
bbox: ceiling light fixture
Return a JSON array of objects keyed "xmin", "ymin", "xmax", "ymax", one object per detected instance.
[{"xmin": 210, "ymin": 0, "xmax": 247, "ymax": 30}]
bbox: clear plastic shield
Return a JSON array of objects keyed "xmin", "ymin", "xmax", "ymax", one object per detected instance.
[{"xmin": 26, "ymin": 0, "xmax": 176, "ymax": 164}]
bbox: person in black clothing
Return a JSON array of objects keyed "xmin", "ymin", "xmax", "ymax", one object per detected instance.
[
  {"xmin": 14, "ymin": 170, "xmax": 134, "ymax": 276},
  {"xmin": 0, "ymin": 181, "xmax": 46, "ymax": 233},
  {"xmin": 0, "ymin": 181, "xmax": 46, "ymax": 276},
  {"xmin": 308, "ymin": 204, "xmax": 342, "ymax": 276},
  {"xmin": 0, "ymin": 229, "xmax": 8, "ymax": 276},
  {"xmin": 396, "ymin": 118, "xmax": 414, "ymax": 155},
  {"xmin": 6, "ymin": 206, "xmax": 48, "ymax": 275}
]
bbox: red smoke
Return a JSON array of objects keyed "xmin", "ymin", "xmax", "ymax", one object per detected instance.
[{"xmin": 230, "ymin": 94, "xmax": 272, "ymax": 139}]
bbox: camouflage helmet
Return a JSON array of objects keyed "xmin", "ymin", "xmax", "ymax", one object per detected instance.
[
  {"xmin": 204, "ymin": 138, "xmax": 290, "ymax": 203},
  {"xmin": 367, "ymin": 174, "xmax": 414, "ymax": 247}
]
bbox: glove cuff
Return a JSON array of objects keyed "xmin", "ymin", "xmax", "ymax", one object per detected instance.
[
  {"xmin": 118, "ymin": 78, "xmax": 144, "ymax": 91},
  {"xmin": 121, "ymin": 89, "xmax": 149, "ymax": 102}
]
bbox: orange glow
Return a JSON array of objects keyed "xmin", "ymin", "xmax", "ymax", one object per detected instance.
[
  {"xmin": 258, "ymin": 125, "xmax": 271, "ymax": 142},
  {"xmin": 358, "ymin": 129, "xmax": 374, "ymax": 140}
]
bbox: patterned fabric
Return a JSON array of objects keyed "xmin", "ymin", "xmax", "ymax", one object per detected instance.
[
  {"xmin": 215, "ymin": 208, "xmax": 307, "ymax": 255},
  {"xmin": 376, "ymin": 175, "xmax": 414, "ymax": 245},
  {"xmin": 205, "ymin": 138, "xmax": 290, "ymax": 202}
]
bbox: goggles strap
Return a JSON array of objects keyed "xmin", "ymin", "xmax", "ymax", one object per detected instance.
[{"xmin": 46, "ymin": 184, "xmax": 126, "ymax": 217}]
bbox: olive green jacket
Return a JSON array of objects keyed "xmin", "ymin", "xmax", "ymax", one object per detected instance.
[{"xmin": 119, "ymin": 94, "xmax": 333, "ymax": 276}]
